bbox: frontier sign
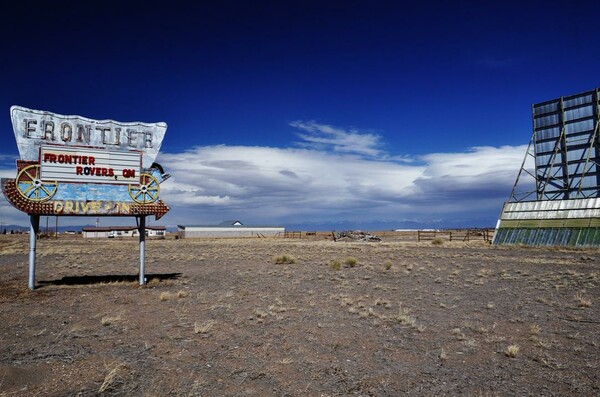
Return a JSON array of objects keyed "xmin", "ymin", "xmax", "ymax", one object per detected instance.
[
  {"xmin": 1, "ymin": 106, "xmax": 172, "ymax": 289},
  {"xmin": 2, "ymin": 106, "xmax": 170, "ymax": 218}
]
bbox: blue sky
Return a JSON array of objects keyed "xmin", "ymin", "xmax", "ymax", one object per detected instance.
[{"xmin": 1, "ymin": 1, "xmax": 599, "ymax": 229}]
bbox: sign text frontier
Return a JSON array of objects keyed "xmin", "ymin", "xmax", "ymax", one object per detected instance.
[{"xmin": 11, "ymin": 106, "xmax": 167, "ymax": 169}]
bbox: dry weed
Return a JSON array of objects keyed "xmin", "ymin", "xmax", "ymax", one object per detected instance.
[
  {"xmin": 98, "ymin": 362, "xmax": 128, "ymax": 393},
  {"xmin": 159, "ymin": 292, "xmax": 171, "ymax": 301},
  {"xmin": 274, "ymin": 254, "xmax": 296, "ymax": 264},
  {"xmin": 101, "ymin": 314, "xmax": 122, "ymax": 326},
  {"xmin": 439, "ymin": 348, "xmax": 447, "ymax": 361},
  {"xmin": 330, "ymin": 260, "xmax": 341, "ymax": 271},
  {"xmin": 194, "ymin": 320, "xmax": 216, "ymax": 334},
  {"xmin": 530, "ymin": 324, "xmax": 540, "ymax": 335},
  {"xmin": 575, "ymin": 292, "xmax": 591, "ymax": 307},
  {"xmin": 505, "ymin": 345, "xmax": 520, "ymax": 358},
  {"xmin": 344, "ymin": 257, "xmax": 358, "ymax": 267},
  {"xmin": 146, "ymin": 277, "xmax": 160, "ymax": 287},
  {"xmin": 395, "ymin": 305, "xmax": 417, "ymax": 327}
]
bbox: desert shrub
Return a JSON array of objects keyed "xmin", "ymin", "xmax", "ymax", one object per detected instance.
[
  {"xmin": 431, "ymin": 237, "xmax": 444, "ymax": 245},
  {"xmin": 344, "ymin": 257, "xmax": 358, "ymax": 267},
  {"xmin": 505, "ymin": 345, "xmax": 520, "ymax": 358},
  {"xmin": 384, "ymin": 260, "xmax": 392, "ymax": 270},
  {"xmin": 101, "ymin": 315, "xmax": 121, "ymax": 326},
  {"xmin": 159, "ymin": 292, "xmax": 170, "ymax": 301},
  {"xmin": 274, "ymin": 254, "xmax": 296, "ymax": 264},
  {"xmin": 330, "ymin": 260, "xmax": 341, "ymax": 271},
  {"xmin": 147, "ymin": 277, "xmax": 160, "ymax": 287},
  {"xmin": 194, "ymin": 320, "xmax": 216, "ymax": 334},
  {"xmin": 576, "ymin": 292, "xmax": 592, "ymax": 307}
]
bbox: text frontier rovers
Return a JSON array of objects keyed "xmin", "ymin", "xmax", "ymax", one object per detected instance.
[{"xmin": 22, "ymin": 118, "xmax": 155, "ymax": 149}]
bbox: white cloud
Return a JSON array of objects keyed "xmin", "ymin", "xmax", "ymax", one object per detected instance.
[
  {"xmin": 0, "ymin": 123, "xmax": 530, "ymax": 228},
  {"xmin": 0, "ymin": 166, "xmax": 27, "ymax": 226},
  {"xmin": 406, "ymin": 145, "xmax": 529, "ymax": 213},
  {"xmin": 290, "ymin": 120, "xmax": 383, "ymax": 157},
  {"xmin": 158, "ymin": 145, "xmax": 424, "ymax": 221},
  {"xmin": 155, "ymin": 143, "xmax": 528, "ymax": 226}
]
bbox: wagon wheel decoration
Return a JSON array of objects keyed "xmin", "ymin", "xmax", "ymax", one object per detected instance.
[
  {"xmin": 16, "ymin": 164, "xmax": 58, "ymax": 202},
  {"xmin": 129, "ymin": 173, "xmax": 160, "ymax": 204}
]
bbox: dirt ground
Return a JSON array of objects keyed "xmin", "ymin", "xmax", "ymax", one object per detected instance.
[{"xmin": 0, "ymin": 234, "xmax": 599, "ymax": 396}]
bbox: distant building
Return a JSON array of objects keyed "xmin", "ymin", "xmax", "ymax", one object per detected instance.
[
  {"xmin": 177, "ymin": 220, "xmax": 284, "ymax": 238},
  {"xmin": 82, "ymin": 226, "xmax": 166, "ymax": 239}
]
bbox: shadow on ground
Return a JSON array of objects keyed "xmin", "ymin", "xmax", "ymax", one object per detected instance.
[{"xmin": 38, "ymin": 273, "xmax": 182, "ymax": 287}]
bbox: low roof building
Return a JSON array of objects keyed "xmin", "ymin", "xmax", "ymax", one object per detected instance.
[
  {"xmin": 177, "ymin": 220, "xmax": 284, "ymax": 238},
  {"xmin": 82, "ymin": 225, "xmax": 166, "ymax": 238}
]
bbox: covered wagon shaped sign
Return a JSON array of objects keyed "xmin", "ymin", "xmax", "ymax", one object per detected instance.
[{"xmin": 2, "ymin": 106, "xmax": 171, "ymax": 289}]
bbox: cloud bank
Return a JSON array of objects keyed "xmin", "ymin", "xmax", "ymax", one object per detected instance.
[
  {"xmin": 0, "ymin": 122, "xmax": 527, "ymax": 228},
  {"xmin": 155, "ymin": 123, "xmax": 527, "ymax": 227}
]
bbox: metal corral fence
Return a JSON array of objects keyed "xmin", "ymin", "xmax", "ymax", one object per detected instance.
[{"xmin": 280, "ymin": 231, "xmax": 320, "ymax": 239}]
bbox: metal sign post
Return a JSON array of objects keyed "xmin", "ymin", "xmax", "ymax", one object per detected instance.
[
  {"xmin": 28, "ymin": 214, "xmax": 40, "ymax": 290},
  {"xmin": 2, "ymin": 106, "xmax": 171, "ymax": 290},
  {"xmin": 138, "ymin": 216, "xmax": 146, "ymax": 285}
]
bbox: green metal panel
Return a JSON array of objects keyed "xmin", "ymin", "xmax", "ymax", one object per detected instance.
[
  {"xmin": 568, "ymin": 229, "xmax": 582, "ymax": 245},
  {"xmin": 494, "ymin": 227, "xmax": 600, "ymax": 246}
]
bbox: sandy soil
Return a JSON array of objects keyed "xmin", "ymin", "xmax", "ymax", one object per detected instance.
[{"xmin": 0, "ymin": 234, "xmax": 599, "ymax": 396}]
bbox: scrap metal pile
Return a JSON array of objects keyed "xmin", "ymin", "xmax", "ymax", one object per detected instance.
[{"xmin": 333, "ymin": 230, "xmax": 381, "ymax": 242}]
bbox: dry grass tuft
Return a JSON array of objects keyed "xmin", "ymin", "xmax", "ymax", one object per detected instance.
[
  {"xmin": 146, "ymin": 277, "xmax": 160, "ymax": 287},
  {"xmin": 505, "ymin": 344, "xmax": 520, "ymax": 358},
  {"xmin": 176, "ymin": 290, "xmax": 189, "ymax": 298},
  {"xmin": 98, "ymin": 362, "xmax": 127, "ymax": 393},
  {"xmin": 530, "ymin": 324, "xmax": 540, "ymax": 335},
  {"xmin": 330, "ymin": 260, "xmax": 341, "ymax": 271},
  {"xmin": 159, "ymin": 292, "xmax": 171, "ymax": 301},
  {"xmin": 575, "ymin": 292, "xmax": 591, "ymax": 307},
  {"xmin": 274, "ymin": 254, "xmax": 296, "ymax": 264},
  {"xmin": 253, "ymin": 308, "xmax": 268, "ymax": 318},
  {"xmin": 395, "ymin": 305, "xmax": 416, "ymax": 326},
  {"xmin": 194, "ymin": 320, "xmax": 216, "ymax": 334},
  {"xmin": 344, "ymin": 257, "xmax": 358, "ymax": 267},
  {"xmin": 101, "ymin": 315, "xmax": 122, "ymax": 326},
  {"xmin": 431, "ymin": 237, "xmax": 444, "ymax": 245},
  {"xmin": 439, "ymin": 348, "xmax": 447, "ymax": 361}
]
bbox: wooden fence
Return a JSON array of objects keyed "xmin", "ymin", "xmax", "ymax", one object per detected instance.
[{"xmin": 417, "ymin": 229, "xmax": 494, "ymax": 243}]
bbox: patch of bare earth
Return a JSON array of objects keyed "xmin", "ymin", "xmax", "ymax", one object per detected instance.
[{"xmin": 0, "ymin": 235, "xmax": 599, "ymax": 396}]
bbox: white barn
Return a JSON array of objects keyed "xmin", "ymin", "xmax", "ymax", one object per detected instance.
[{"xmin": 177, "ymin": 220, "xmax": 284, "ymax": 238}]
